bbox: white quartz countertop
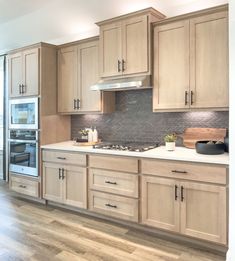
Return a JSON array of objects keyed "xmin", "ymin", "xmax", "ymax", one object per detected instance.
[{"xmin": 41, "ymin": 141, "xmax": 229, "ymax": 165}]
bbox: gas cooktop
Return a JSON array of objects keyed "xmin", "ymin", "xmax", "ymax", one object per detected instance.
[{"xmin": 93, "ymin": 142, "xmax": 158, "ymax": 152}]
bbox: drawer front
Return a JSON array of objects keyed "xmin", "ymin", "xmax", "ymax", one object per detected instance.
[
  {"xmin": 141, "ymin": 159, "xmax": 227, "ymax": 185},
  {"xmin": 42, "ymin": 150, "xmax": 86, "ymax": 166},
  {"xmin": 89, "ymin": 155, "xmax": 138, "ymax": 173},
  {"xmin": 89, "ymin": 168, "xmax": 138, "ymax": 198},
  {"xmin": 89, "ymin": 191, "xmax": 138, "ymax": 222},
  {"xmin": 10, "ymin": 175, "xmax": 39, "ymax": 197}
]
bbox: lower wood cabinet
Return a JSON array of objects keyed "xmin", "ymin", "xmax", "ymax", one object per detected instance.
[
  {"xmin": 89, "ymin": 191, "xmax": 138, "ymax": 222},
  {"xmin": 141, "ymin": 175, "xmax": 227, "ymax": 244},
  {"xmin": 43, "ymin": 162, "xmax": 87, "ymax": 208},
  {"xmin": 10, "ymin": 174, "xmax": 39, "ymax": 198}
]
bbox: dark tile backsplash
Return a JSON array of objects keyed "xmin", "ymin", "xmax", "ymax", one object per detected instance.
[{"xmin": 71, "ymin": 89, "xmax": 229, "ymax": 145}]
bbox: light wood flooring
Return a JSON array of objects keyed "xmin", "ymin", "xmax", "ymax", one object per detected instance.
[{"xmin": 0, "ymin": 181, "xmax": 226, "ymax": 261}]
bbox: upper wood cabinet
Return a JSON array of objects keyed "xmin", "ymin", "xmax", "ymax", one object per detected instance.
[
  {"xmin": 58, "ymin": 37, "xmax": 115, "ymax": 114},
  {"xmin": 98, "ymin": 8, "xmax": 165, "ymax": 78},
  {"xmin": 8, "ymin": 48, "xmax": 39, "ymax": 97},
  {"xmin": 153, "ymin": 7, "xmax": 228, "ymax": 111}
]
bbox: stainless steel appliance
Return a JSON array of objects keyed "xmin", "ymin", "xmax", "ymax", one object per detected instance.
[
  {"xmin": 9, "ymin": 130, "xmax": 39, "ymax": 176},
  {"xmin": 93, "ymin": 142, "xmax": 158, "ymax": 152},
  {"xmin": 9, "ymin": 97, "xmax": 38, "ymax": 129}
]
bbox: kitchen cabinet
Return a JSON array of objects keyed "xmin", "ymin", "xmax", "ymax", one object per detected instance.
[
  {"xmin": 8, "ymin": 48, "xmax": 39, "ymax": 97},
  {"xmin": 141, "ymin": 160, "xmax": 227, "ymax": 244},
  {"xmin": 153, "ymin": 7, "xmax": 228, "ymax": 111},
  {"xmin": 58, "ymin": 37, "xmax": 115, "ymax": 114},
  {"xmin": 42, "ymin": 150, "xmax": 87, "ymax": 208},
  {"xmin": 98, "ymin": 8, "xmax": 165, "ymax": 78}
]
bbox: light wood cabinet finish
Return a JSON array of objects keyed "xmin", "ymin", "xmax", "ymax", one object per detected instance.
[
  {"xmin": 43, "ymin": 162, "xmax": 87, "ymax": 208},
  {"xmin": 141, "ymin": 176, "xmax": 180, "ymax": 232},
  {"xmin": 58, "ymin": 38, "xmax": 115, "ymax": 114},
  {"xmin": 190, "ymin": 11, "xmax": 228, "ymax": 109},
  {"xmin": 141, "ymin": 159, "xmax": 227, "ymax": 185},
  {"xmin": 89, "ymin": 155, "xmax": 138, "ymax": 173},
  {"xmin": 180, "ymin": 182, "xmax": 227, "ymax": 244},
  {"xmin": 42, "ymin": 150, "xmax": 86, "ymax": 166},
  {"xmin": 10, "ymin": 174, "xmax": 39, "ymax": 198},
  {"xmin": 58, "ymin": 46, "xmax": 77, "ymax": 113},
  {"xmin": 153, "ymin": 20, "xmax": 190, "ymax": 110},
  {"xmin": 43, "ymin": 162, "xmax": 63, "ymax": 203},
  {"xmin": 89, "ymin": 168, "xmax": 139, "ymax": 198},
  {"xmin": 8, "ymin": 48, "xmax": 39, "ymax": 97},
  {"xmin": 153, "ymin": 8, "xmax": 228, "ymax": 111},
  {"xmin": 89, "ymin": 191, "xmax": 138, "ymax": 222},
  {"xmin": 98, "ymin": 8, "xmax": 165, "ymax": 78},
  {"xmin": 141, "ymin": 168, "xmax": 227, "ymax": 244}
]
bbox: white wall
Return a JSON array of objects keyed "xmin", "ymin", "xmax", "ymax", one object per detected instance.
[
  {"xmin": 227, "ymin": 0, "xmax": 235, "ymax": 260},
  {"xmin": 0, "ymin": 0, "xmax": 228, "ymax": 54}
]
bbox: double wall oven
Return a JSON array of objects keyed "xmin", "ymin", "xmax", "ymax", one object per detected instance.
[{"xmin": 9, "ymin": 98, "xmax": 39, "ymax": 177}]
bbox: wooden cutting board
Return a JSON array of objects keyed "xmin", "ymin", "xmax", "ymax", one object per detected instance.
[{"xmin": 182, "ymin": 128, "xmax": 227, "ymax": 149}]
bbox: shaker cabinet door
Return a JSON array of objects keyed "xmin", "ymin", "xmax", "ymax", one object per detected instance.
[
  {"xmin": 99, "ymin": 22, "xmax": 122, "ymax": 78},
  {"xmin": 153, "ymin": 20, "xmax": 190, "ymax": 110},
  {"xmin": 180, "ymin": 181, "xmax": 227, "ymax": 244},
  {"xmin": 122, "ymin": 15, "xmax": 148, "ymax": 75},
  {"xmin": 8, "ymin": 52, "xmax": 23, "ymax": 98},
  {"xmin": 190, "ymin": 11, "xmax": 228, "ymax": 109},
  {"xmin": 58, "ymin": 46, "xmax": 77, "ymax": 113}
]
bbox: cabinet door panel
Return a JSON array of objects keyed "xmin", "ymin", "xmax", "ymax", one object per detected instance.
[
  {"xmin": 153, "ymin": 20, "xmax": 190, "ymax": 110},
  {"xmin": 100, "ymin": 22, "xmax": 122, "ymax": 77},
  {"xmin": 141, "ymin": 176, "xmax": 180, "ymax": 232},
  {"xmin": 190, "ymin": 11, "xmax": 228, "ymax": 108},
  {"xmin": 8, "ymin": 52, "xmax": 22, "ymax": 97},
  {"xmin": 43, "ymin": 162, "xmax": 63, "ymax": 203},
  {"xmin": 180, "ymin": 182, "xmax": 227, "ymax": 244},
  {"xmin": 22, "ymin": 48, "xmax": 39, "ymax": 96},
  {"xmin": 78, "ymin": 41, "xmax": 101, "ymax": 112},
  {"xmin": 63, "ymin": 165, "xmax": 87, "ymax": 208},
  {"xmin": 58, "ymin": 46, "xmax": 77, "ymax": 113},
  {"xmin": 123, "ymin": 15, "xmax": 148, "ymax": 75}
]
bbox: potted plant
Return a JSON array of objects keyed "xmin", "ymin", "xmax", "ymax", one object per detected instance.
[
  {"xmin": 79, "ymin": 129, "xmax": 89, "ymax": 140},
  {"xmin": 164, "ymin": 134, "xmax": 177, "ymax": 151}
]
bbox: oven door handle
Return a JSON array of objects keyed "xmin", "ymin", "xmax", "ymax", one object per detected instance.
[{"xmin": 8, "ymin": 139, "xmax": 37, "ymax": 143}]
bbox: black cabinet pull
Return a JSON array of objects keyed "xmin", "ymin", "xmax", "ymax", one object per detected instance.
[
  {"xmin": 62, "ymin": 168, "xmax": 65, "ymax": 180},
  {"xmin": 171, "ymin": 170, "xmax": 188, "ymax": 174},
  {"xmin": 190, "ymin": 91, "xmax": 194, "ymax": 105},
  {"xmin": 175, "ymin": 185, "xmax": 178, "ymax": 201},
  {"xmin": 181, "ymin": 186, "xmax": 184, "ymax": 202},
  {"xmin": 185, "ymin": 91, "xmax": 188, "ymax": 105},
  {"xmin": 122, "ymin": 59, "xmax": 125, "ymax": 72},
  {"xmin": 59, "ymin": 168, "xmax": 62, "ymax": 179},
  {"xmin": 73, "ymin": 99, "xmax": 77, "ymax": 109},
  {"xmin": 77, "ymin": 99, "xmax": 80, "ymax": 109},
  {"xmin": 118, "ymin": 60, "xmax": 121, "ymax": 72},
  {"xmin": 22, "ymin": 84, "xmax": 25, "ymax": 94},
  {"xmin": 105, "ymin": 181, "xmax": 117, "ymax": 185},
  {"xmin": 19, "ymin": 185, "xmax": 26, "ymax": 188},
  {"xmin": 57, "ymin": 157, "xmax": 66, "ymax": 160},
  {"xmin": 105, "ymin": 203, "xmax": 117, "ymax": 208}
]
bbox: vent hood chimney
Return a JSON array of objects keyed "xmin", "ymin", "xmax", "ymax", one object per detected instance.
[{"xmin": 90, "ymin": 76, "xmax": 151, "ymax": 91}]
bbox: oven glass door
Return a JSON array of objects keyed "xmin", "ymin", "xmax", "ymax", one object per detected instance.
[
  {"xmin": 9, "ymin": 130, "xmax": 38, "ymax": 176},
  {"xmin": 9, "ymin": 98, "xmax": 38, "ymax": 129}
]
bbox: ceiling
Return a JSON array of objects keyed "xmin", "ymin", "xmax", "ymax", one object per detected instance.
[{"xmin": 0, "ymin": 0, "xmax": 228, "ymax": 53}]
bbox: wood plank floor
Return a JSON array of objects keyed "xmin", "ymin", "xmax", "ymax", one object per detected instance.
[{"xmin": 0, "ymin": 181, "xmax": 226, "ymax": 261}]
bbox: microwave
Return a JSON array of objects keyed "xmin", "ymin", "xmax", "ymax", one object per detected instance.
[{"xmin": 9, "ymin": 97, "xmax": 39, "ymax": 129}]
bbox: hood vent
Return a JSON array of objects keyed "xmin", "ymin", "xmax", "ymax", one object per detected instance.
[{"xmin": 90, "ymin": 76, "xmax": 151, "ymax": 91}]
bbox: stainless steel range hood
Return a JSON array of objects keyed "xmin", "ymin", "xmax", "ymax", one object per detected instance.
[{"xmin": 90, "ymin": 76, "xmax": 151, "ymax": 91}]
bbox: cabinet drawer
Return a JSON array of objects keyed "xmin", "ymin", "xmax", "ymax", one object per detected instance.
[
  {"xmin": 10, "ymin": 175, "xmax": 39, "ymax": 197},
  {"xmin": 89, "ymin": 191, "xmax": 138, "ymax": 222},
  {"xmin": 89, "ymin": 155, "xmax": 138, "ymax": 173},
  {"xmin": 42, "ymin": 150, "xmax": 86, "ymax": 166},
  {"xmin": 141, "ymin": 159, "xmax": 227, "ymax": 185},
  {"xmin": 89, "ymin": 168, "xmax": 138, "ymax": 198}
]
